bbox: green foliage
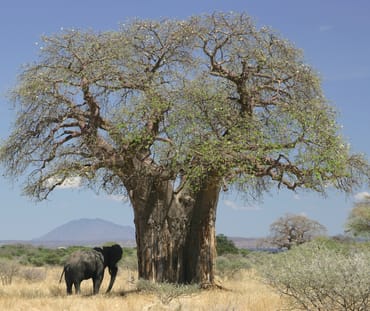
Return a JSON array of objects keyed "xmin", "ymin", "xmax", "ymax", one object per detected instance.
[
  {"xmin": 345, "ymin": 194, "xmax": 370, "ymax": 237},
  {"xmin": 119, "ymin": 247, "xmax": 138, "ymax": 271},
  {"xmin": 0, "ymin": 244, "xmax": 136, "ymax": 269},
  {"xmin": 0, "ymin": 244, "xmax": 86, "ymax": 266},
  {"xmin": 216, "ymin": 234, "xmax": 239, "ymax": 255},
  {"xmin": 258, "ymin": 239, "xmax": 370, "ymax": 310},
  {"xmin": 0, "ymin": 12, "xmax": 367, "ymax": 202},
  {"xmin": 216, "ymin": 254, "xmax": 251, "ymax": 278}
]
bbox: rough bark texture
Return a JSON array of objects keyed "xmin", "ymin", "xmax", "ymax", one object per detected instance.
[
  {"xmin": 128, "ymin": 176, "xmax": 220, "ymax": 285},
  {"xmin": 183, "ymin": 179, "xmax": 219, "ymax": 286}
]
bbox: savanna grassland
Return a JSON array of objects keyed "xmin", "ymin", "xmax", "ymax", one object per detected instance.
[
  {"xmin": 0, "ymin": 265, "xmax": 284, "ymax": 311},
  {"xmin": 3, "ymin": 239, "xmax": 370, "ymax": 310}
]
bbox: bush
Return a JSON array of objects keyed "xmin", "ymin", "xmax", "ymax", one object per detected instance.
[
  {"xmin": 216, "ymin": 254, "xmax": 251, "ymax": 278},
  {"xmin": 20, "ymin": 267, "xmax": 47, "ymax": 283},
  {"xmin": 137, "ymin": 279, "xmax": 199, "ymax": 304},
  {"xmin": 216, "ymin": 234, "xmax": 239, "ymax": 255},
  {"xmin": 0, "ymin": 244, "xmax": 88, "ymax": 266},
  {"xmin": 0, "ymin": 258, "xmax": 19, "ymax": 285},
  {"xmin": 258, "ymin": 240, "xmax": 370, "ymax": 310},
  {"xmin": 119, "ymin": 247, "xmax": 138, "ymax": 271}
]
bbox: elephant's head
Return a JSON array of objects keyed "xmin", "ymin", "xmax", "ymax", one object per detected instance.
[{"xmin": 94, "ymin": 244, "xmax": 123, "ymax": 293}]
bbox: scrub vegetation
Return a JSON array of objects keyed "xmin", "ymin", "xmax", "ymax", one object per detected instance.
[{"xmin": 1, "ymin": 238, "xmax": 369, "ymax": 310}]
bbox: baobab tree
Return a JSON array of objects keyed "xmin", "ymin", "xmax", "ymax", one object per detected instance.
[
  {"xmin": 1, "ymin": 13, "xmax": 369, "ymax": 286},
  {"xmin": 269, "ymin": 214, "xmax": 327, "ymax": 250}
]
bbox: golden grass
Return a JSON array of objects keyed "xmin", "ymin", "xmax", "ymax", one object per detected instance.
[{"xmin": 0, "ymin": 267, "xmax": 285, "ymax": 310}]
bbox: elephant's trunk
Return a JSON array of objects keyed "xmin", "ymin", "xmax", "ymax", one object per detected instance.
[{"xmin": 106, "ymin": 265, "xmax": 118, "ymax": 293}]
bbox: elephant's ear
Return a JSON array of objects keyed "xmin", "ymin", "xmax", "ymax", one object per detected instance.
[
  {"xmin": 93, "ymin": 247, "xmax": 103, "ymax": 253},
  {"xmin": 103, "ymin": 244, "xmax": 123, "ymax": 267}
]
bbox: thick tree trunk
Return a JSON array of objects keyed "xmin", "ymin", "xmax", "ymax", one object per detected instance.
[
  {"xmin": 183, "ymin": 179, "xmax": 219, "ymax": 286},
  {"xmin": 128, "ymin": 176, "xmax": 220, "ymax": 285}
]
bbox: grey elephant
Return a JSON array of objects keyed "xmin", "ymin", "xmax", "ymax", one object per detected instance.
[{"xmin": 59, "ymin": 244, "xmax": 123, "ymax": 295}]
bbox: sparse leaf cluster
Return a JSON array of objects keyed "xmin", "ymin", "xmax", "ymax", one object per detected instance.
[{"xmin": 1, "ymin": 12, "xmax": 368, "ymax": 200}]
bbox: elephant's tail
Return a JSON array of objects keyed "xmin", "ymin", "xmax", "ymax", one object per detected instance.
[{"xmin": 59, "ymin": 266, "xmax": 66, "ymax": 283}]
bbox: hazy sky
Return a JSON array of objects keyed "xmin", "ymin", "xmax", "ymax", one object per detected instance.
[{"xmin": 1, "ymin": 0, "xmax": 370, "ymax": 240}]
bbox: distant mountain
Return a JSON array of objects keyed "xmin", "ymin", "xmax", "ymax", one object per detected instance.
[
  {"xmin": 32, "ymin": 218, "xmax": 135, "ymax": 247},
  {"xmin": 0, "ymin": 217, "xmax": 269, "ymax": 249}
]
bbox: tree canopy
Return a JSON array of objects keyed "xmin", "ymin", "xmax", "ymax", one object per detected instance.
[{"xmin": 1, "ymin": 12, "xmax": 368, "ymax": 201}]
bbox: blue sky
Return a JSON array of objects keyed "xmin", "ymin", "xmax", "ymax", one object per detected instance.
[{"xmin": 1, "ymin": 0, "xmax": 370, "ymax": 240}]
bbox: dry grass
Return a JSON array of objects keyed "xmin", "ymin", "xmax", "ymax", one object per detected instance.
[{"xmin": 0, "ymin": 266, "xmax": 284, "ymax": 310}]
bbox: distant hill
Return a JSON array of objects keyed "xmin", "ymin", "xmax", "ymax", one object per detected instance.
[{"xmin": 31, "ymin": 218, "xmax": 135, "ymax": 247}]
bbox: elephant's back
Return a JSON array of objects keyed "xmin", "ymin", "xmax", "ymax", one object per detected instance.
[{"xmin": 65, "ymin": 249, "xmax": 104, "ymax": 277}]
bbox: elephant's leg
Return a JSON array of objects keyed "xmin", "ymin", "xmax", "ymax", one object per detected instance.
[
  {"xmin": 66, "ymin": 279, "xmax": 73, "ymax": 295},
  {"xmin": 74, "ymin": 281, "xmax": 81, "ymax": 294},
  {"xmin": 93, "ymin": 277, "xmax": 102, "ymax": 294}
]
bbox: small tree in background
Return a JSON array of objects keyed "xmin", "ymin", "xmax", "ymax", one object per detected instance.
[
  {"xmin": 345, "ymin": 194, "xmax": 370, "ymax": 237},
  {"xmin": 269, "ymin": 214, "xmax": 326, "ymax": 249}
]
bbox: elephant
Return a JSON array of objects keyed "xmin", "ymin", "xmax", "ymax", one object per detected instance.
[{"xmin": 59, "ymin": 244, "xmax": 123, "ymax": 295}]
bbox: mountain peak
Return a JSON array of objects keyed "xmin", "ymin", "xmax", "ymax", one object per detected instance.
[{"xmin": 34, "ymin": 218, "xmax": 135, "ymax": 244}]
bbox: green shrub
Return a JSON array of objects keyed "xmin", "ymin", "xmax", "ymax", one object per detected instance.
[
  {"xmin": 258, "ymin": 240, "xmax": 370, "ymax": 310},
  {"xmin": 0, "ymin": 244, "xmax": 89, "ymax": 266},
  {"xmin": 216, "ymin": 254, "xmax": 251, "ymax": 278},
  {"xmin": 216, "ymin": 234, "xmax": 239, "ymax": 255},
  {"xmin": 0, "ymin": 244, "xmax": 37, "ymax": 260},
  {"xmin": 119, "ymin": 247, "xmax": 137, "ymax": 270}
]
